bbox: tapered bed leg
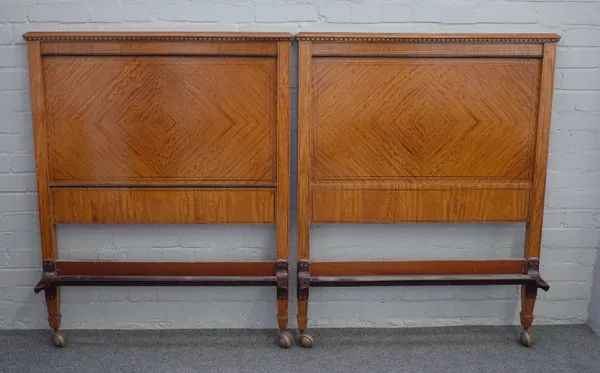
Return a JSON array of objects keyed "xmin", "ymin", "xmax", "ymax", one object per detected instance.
[
  {"xmin": 297, "ymin": 299, "xmax": 313, "ymax": 348},
  {"xmin": 297, "ymin": 299, "xmax": 308, "ymax": 331},
  {"xmin": 46, "ymin": 286, "xmax": 67, "ymax": 347},
  {"xmin": 520, "ymin": 284, "xmax": 537, "ymax": 347},
  {"xmin": 277, "ymin": 299, "xmax": 289, "ymax": 330},
  {"xmin": 276, "ymin": 299, "xmax": 293, "ymax": 348},
  {"xmin": 297, "ymin": 260, "xmax": 313, "ymax": 348},
  {"xmin": 275, "ymin": 260, "xmax": 292, "ymax": 348},
  {"xmin": 46, "ymin": 287, "xmax": 61, "ymax": 330}
]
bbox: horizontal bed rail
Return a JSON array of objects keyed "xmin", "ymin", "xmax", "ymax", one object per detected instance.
[
  {"xmin": 52, "ymin": 260, "xmax": 278, "ymax": 277},
  {"xmin": 34, "ymin": 260, "xmax": 287, "ymax": 293},
  {"xmin": 35, "ymin": 275, "xmax": 277, "ymax": 293},
  {"xmin": 308, "ymin": 274, "xmax": 549, "ymax": 291},
  {"xmin": 310, "ymin": 260, "xmax": 528, "ymax": 277}
]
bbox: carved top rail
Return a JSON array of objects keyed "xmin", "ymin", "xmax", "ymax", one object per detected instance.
[
  {"xmin": 296, "ymin": 32, "xmax": 560, "ymax": 43},
  {"xmin": 23, "ymin": 31, "xmax": 295, "ymax": 41}
]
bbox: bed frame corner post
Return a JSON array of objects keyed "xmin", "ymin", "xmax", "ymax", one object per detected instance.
[
  {"xmin": 26, "ymin": 38, "xmax": 65, "ymax": 346},
  {"xmin": 520, "ymin": 40, "xmax": 557, "ymax": 348}
]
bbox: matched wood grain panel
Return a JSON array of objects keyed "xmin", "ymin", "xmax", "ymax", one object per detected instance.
[
  {"xmin": 52, "ymin": 188, "xmax": 275, "ymax": 224},
  {"xmin": 41, "ymin": 41, "xmax": 278, "ymax": 55},
  {"xmin": 311, "ymin": 189, "xmax": 529, "ymax": 223},
  {"xmin": 311, "ymin": 260, "xmax": 527, "ymax": 276},
  {"xmin": 27, "ymin": 41, "xmax": 58, "ymax": 261},
  {"xmin": 56, "ymin": 261, "xmax": 276, "ymax": 277},
  {"xmin": 43, "ymin": 56, "xmax": 276, "ymax": 184},
  {"xmin": 525, "ymin": 43, "xmax": 558, "ymax": 259},
  {"xmin": 312, "ymin": 58, "xmax": 541, "ymax": 180},
  {"xmin": 276, "ymin": 42, "xmax": 290, "ymax": 259},
  {"xmin": 311, "ymin": 42, "xmax": 543, "ymax": 57}
]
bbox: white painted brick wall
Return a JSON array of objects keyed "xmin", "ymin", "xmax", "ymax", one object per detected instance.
[
  {"xmin": 589, "ymin": 249, "xmax": 600, "ymax": 334},
  {"xmin": 0, "ymin": 0, "xmax": 599, "ymax": 331}
]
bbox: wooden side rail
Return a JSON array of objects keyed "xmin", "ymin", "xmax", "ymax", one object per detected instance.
[
  {"xmin": 34, "ymin": 260, "xmax": 288, "ymax": 293},
  {"xmin": 308, "ymin": 275, "xmax": 549, "ymax": 291},
  {"xmin": 54, "ymin": 260, "xmax": 277, "ymax": 277},
  {"xmin": 310, "ymin": 260, "xmax": 528, "ymax": 276},
  {"xmin": 297, "ymin": 258, "xmax": 549, "ymax": 297},
  {"xmin": 35, "ymin": 276, "xmax": 278, "ymax": 293}
]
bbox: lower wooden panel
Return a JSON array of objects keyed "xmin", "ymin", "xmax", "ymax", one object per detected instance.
[
  {"xmin": 310, "ymin": 260, "xmax": 527, "ymax": 276},
  {"xmin": 311, "ymin": 188, "xmax": 529, "ymax": 223},
  {"xmin": 56, "ymin": 261, "xmax": 276, "ymax": 277},
  {"xmin": 52, "ymin": 188, "xmax": 275, "ymax": 224}
]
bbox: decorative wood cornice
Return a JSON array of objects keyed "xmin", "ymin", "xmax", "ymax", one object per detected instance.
[
  {"xmin": 296, "ymin": 32, "xmax": 561, "ymax": 43},
  {"xmin": 23, "ymin": 31, "xmax": 561, "ymax": 43},
  {"xmin": 23, "ymin": 32, "xmax": 295, "ymax": 42}
]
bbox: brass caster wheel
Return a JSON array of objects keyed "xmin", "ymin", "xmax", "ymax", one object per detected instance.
[
  {"xmin": 277, "ymin": 330, "xmax": 293, "ymax": 348},
  {"xmin": 298, "ymin": 332, "xmax": 314, "ymax": 348},
  {"xmin": 51, "ymin": 331, "xmax": 68, "ymax": 348},
  {"xmin": 520, "ymin": 330, "xmax": 534, "ymax": 347}
]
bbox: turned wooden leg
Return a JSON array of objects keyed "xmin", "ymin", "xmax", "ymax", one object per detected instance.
[
  {"xmin": 297, "ymin": 299, "xmax": 313, "ymax": 348},
  {"xmin": 45, "ymin": 286, "xmax": 61, "ymax": 331},
  {"xmin": 297, "ymin": 262, "xmax": 314, "ymax": 349},
  {"xmin": 46, "ymin": 286, "xmax": 67, "ymax": 348},
  {"xmin": 275, "ymin": 260, "xmax": 292, "ymax": 348},
  {"xmin": 277, "ymin": 298, "xmax": 288, "ymax": 330},
  {"xmin": 297, "ymin": 299, "xmax": 308, "ymax": 331},
  {"xmin": 276, "ymin": 297, "xmax": 293, "ymax": 348},
  {"xmin": 520, "ymin": 284, "xmax": 537, "ymax": 347},
  {"xmin": 520, "ymin": 285, "xmax": 536, "ymax": 329},
  {"xmin": 296, "ymin": 260, "xmax": 312, "ymax": 347}
]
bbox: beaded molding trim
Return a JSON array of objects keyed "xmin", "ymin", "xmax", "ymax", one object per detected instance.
[
  {"xmin": 23, "ymin": 34, "xmax": 294, "ymax": 42},
  {"xmin": 296, "ymin": 36, "xmax": 560, "ymax": 43},
  {"xmin": 23, "ymin": 33, "xmax": 559, "ymax": 43}
]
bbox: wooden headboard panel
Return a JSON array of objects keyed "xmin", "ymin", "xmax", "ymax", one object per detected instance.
[
  {"xmin": 24, "ymin": 32, "xmax": 293, "ymax": 226},
  {"xmin": 296, "ymin": 33, "xmax": 560, "ymax": 224},
  {"xmin": 25, "ymin": 33, "xmax": 295, "ymax": 343},
  {"xmin": 294, "ymin": 33, "xmax": 559, "ymax": 346}
]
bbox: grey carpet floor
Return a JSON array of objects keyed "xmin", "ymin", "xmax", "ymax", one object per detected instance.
[{"xmin": 1, "ymin": 325, "xmax": 599, "ymax": 373}]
